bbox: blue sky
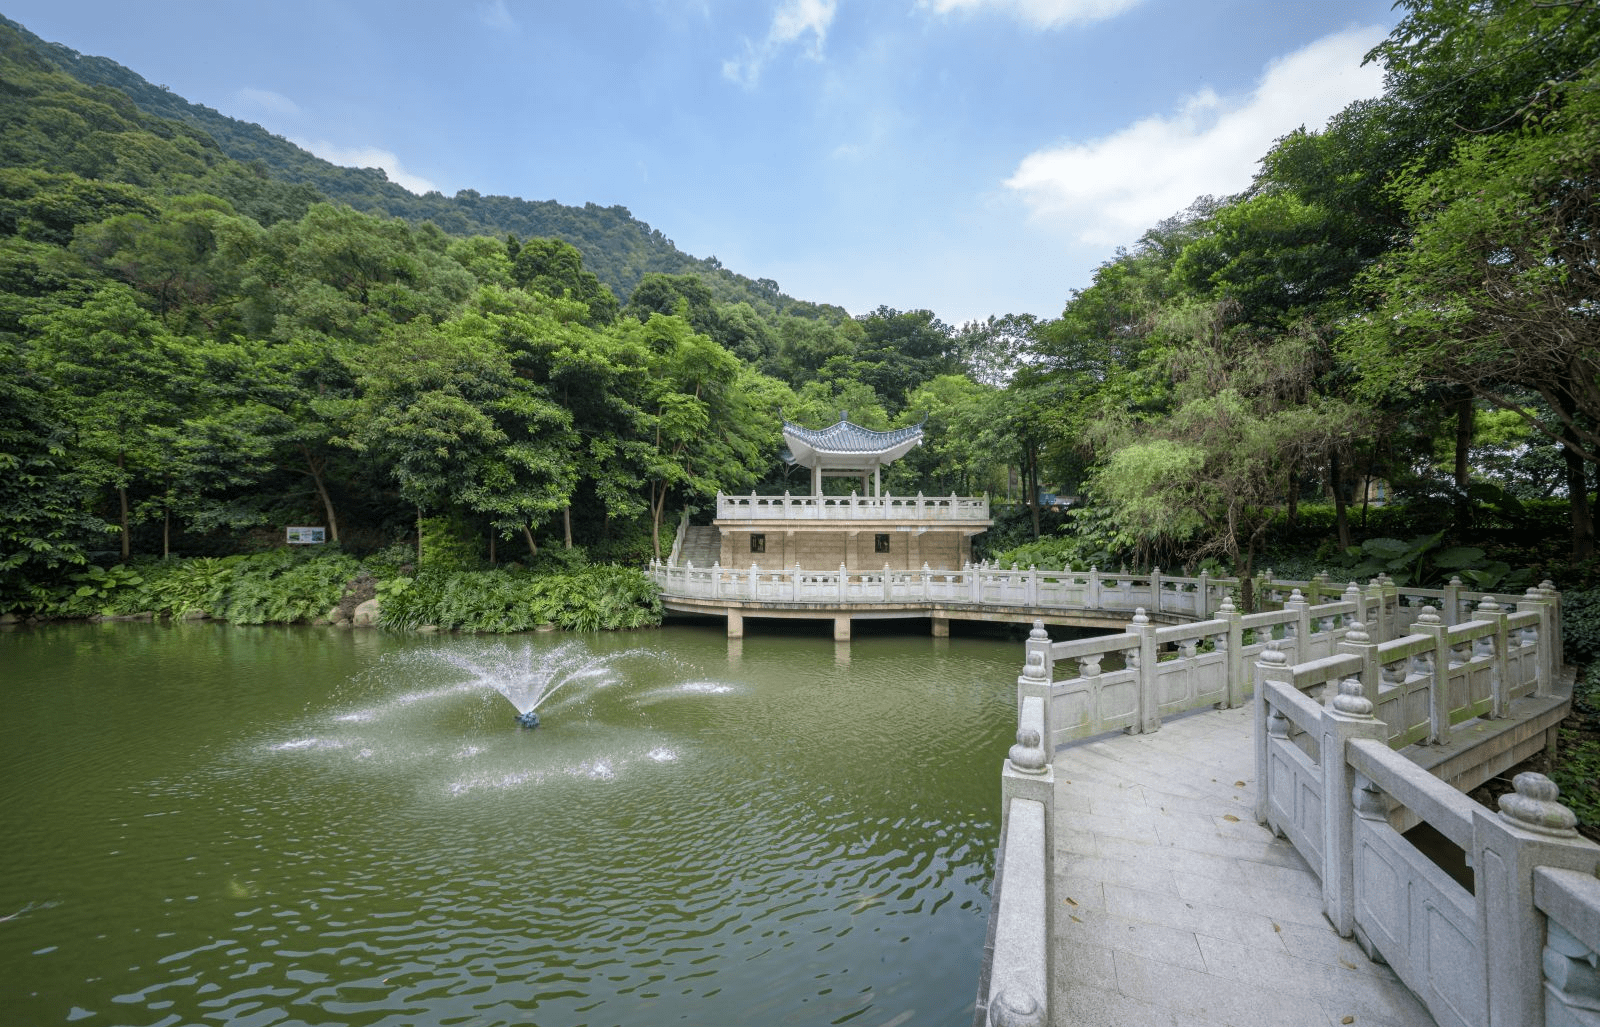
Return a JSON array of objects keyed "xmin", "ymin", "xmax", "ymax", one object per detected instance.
[{"xmin": 4, "ymin": 0, "xmax": 1399, "ymax": 326}]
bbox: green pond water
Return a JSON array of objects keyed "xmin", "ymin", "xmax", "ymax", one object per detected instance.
[{"xmin": 0, "ymin": 619, "xmax": 1020, "ymax": 1025}]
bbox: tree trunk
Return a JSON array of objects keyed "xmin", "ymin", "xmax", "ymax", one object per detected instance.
[
  {"xmin": 488, "ymin": 524, "xmax": 496, "ymax": 565},
  {"xmin": 417, "ymin": 505, "xmax": 423, "ymax": 565},
  {"xmin": 302, "ymin": 446, "xmax": 340, "ymax": 543},
  {"xmin": 563, "ymin": 505, "xmax": 573, "ymax": 548},
  {"xmin": 1562, "ymin": 440, "xmax": 1595, "ymax": 560},
  {"xmin": 117, "ymin": 451, "xmax": 130, "ymax": 561},
  {"xmin": 1454, "ymin": 398, "xmax": 1474, "ymax": 537},
  {"xmin": 163, "ymin": 506, "xmax": 170, "ymax": 560},
  {"xmin": 1330, "ymin": 450, "xmax": 1351, "ymax": 551},
  {"xmin": 522, "ymin": 524, "xmax": 539, "ymax": 559}
]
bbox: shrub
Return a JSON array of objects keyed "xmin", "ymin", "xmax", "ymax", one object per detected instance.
[
  {"xmin": 379, "ymin": 564, "xmax": 661, "ymax": 633},
  {"xmin": 1563, "ymin": 588, "xmax": 1600, "ymax": 666}
]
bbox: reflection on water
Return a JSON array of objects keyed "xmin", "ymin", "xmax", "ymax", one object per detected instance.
[{"xmin": 0, "ymin": 621, "xmax": 1016, "ymax": 1025}]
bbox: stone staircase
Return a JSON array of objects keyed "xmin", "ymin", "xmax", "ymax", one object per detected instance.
[{"xmin": 678, "ymin": 525, "xmax": 721, "ymax": 566}]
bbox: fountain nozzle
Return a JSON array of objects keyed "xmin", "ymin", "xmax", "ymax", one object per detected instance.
[{"xmin": 515, "ymin": 710, "xmax": 541, "ymax": 730}]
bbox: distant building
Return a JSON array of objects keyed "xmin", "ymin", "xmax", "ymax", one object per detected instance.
[{"xmin": 712, "ymin": 414, "xmax": 992, "ymax": 571}]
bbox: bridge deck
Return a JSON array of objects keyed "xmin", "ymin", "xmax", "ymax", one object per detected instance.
[{"xmin": 1049, "ymin": 703, "xmax": 1434, "ymax": 1026}]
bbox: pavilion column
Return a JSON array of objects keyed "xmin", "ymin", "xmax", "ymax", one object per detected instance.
[
  {"xmin": 874, "ymin": 465, "xmax": 881, "ymax": 498},
  {"xmin": 812, "ymin": 464, "xmax": 821, "ymax": 497}
]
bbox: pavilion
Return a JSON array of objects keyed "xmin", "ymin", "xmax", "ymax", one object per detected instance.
[{"xmin": 710, "ymin": 414, "xmax": 993, "ymax": 572}]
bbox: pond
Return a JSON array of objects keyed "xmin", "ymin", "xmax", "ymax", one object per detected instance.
[{"xmin": 0, "ymin": 620, "xmax": 1019, "ymax": 1025}]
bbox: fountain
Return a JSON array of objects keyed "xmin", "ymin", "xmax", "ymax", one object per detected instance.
[{"xmin": 421, "ymin": 638, "xmax": 644, "ymax": 728}]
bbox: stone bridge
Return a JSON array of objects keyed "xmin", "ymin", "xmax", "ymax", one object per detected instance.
[
  {"xmin": 648, "ymin": 559, "xmax": 1405, "ymax": 640},
  {"xmin": 979, "ymin": 577, "xmax": 1600, "ymax": 1026}
]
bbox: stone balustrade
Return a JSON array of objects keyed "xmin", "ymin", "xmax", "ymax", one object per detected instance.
[
  {"xmin": 985, "ymin": 576, "xmax": 1588, "ymax": 1025},
  {"xmin": 1248, "ymin": 585, "xmax": 1594, "ymax": 1026},
  {"xmin": 714, "ymin": 491, "xmax": 990, "ymax": 522}
]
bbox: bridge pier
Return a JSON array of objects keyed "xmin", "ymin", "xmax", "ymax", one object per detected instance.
[
  {"xmin": 834, "ymin": 615, "xmax": 851, "ymax": 641},
  {"xmin": 931, "ymin": 616, "xmax": 949, "ymax": 638},
  {"xmin": 726, "ymin": 610, "xmax": 743, "ymax": 639}
]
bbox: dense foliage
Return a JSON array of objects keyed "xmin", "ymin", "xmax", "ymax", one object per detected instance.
[{"xmin": 3, "ymin": 1, "xmax": 1598, "ymax": 639}]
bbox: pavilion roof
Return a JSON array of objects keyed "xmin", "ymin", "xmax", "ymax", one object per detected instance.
[{"xmin": 781, "ymin": 416, "xmax": 923, "ymax": 469}]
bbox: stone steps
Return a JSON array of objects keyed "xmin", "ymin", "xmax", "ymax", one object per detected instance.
[{"xmin": 679, "ymin": 525, "xmax": 721, "ymax": 566}]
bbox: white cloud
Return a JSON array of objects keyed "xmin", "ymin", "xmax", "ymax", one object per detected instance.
[
  {"xmin": 479, "ymin": 0, "xmax": 517, "ymax": 33},
  {"xmin": 923, "ymin": 0, "xmax": 1142, "ymax": 29},
  {"xmin": 723, "ymin": 0, "xmax": 838, "ymax": 87},
  {"xmin": 235, "ymin": 87, "xmax": 300, "ymax": 119},
  {"xmin": 293, "ymin": 139, "xmax": 441, "ymax": 196},
  {"xmin": 1004, "ymin": 25, "xmax": 1388, "ymax": 246}
]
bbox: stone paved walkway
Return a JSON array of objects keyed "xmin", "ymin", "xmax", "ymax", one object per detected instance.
[{"xmin": 1049, "ymin": 703, "xmax": 1436, "ymax": 1027}]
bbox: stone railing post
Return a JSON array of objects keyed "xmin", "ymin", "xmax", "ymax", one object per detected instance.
[
  {"xmin": 883, "ymin": 564, "xmax": 892, "ymax": 602},
  {"xmin": 1410, "ymin": 606, "xmax": 1449, "ymax": 742},
  {"xmin": 1086, "ymin": 566, "xmax": 1101, "ymax": 609},
  {"xmin": 1321, "ymin": 680, "xmax": 1389, "ymax": 937},
  {"xmin": 747, "ymin": 563, "xmax": 759, "ymax": 599},
  {"xmin": 839, "ymin": 563, "xmax": 848, "ymax": 602},
  {"xmin": 1476, "ymin": 595, "xmax": 1511, "ymax": 717},
  {"xmin": 1025, "ymin": 565, "xmax": 1038, "ymax": 607},
  {"xmin": 920, "ymin": 562, "xmax": 932, "ymax": 601},
  {"xmin": 1215, "ymin": 596, "xmax": 1245, "ymax": 709},
  {"xmin": 1537, "ymin": 867, "xmax": 1600, "ymax": 1026},
  {"xmin": 1474, "ymin": 773, "xmax": 1600, "ymax": 1026},
  {"xmin": 1196, "ymin": 570, "xmax": 1212, "ymax": 618},
  {"xmin": 1343, "ymin": 581, "xmax": 1371, "ymax": 643},
  {"xmin": 1442, "ymin": 575, "xmax": 1463, "ymax": 626},
  {"xmin": 1285, "ymin": 588, "xmax": 1310, "ymax": 663},
  {"xmin": 1150, "ymin": 566, "xmax": 1163, "ymax": 614},
  {"xmin": 1018, "ymin": 621, "xmax": 1054, "ymax": 746},
  {"xmin": 1518, "ymin": 586, "xmax": 1556, "ymax": 697},
  {"xmin": 1127, "ymin": 609, "xmax": 1159, "ymax": 734},
  {"xmin": 968, "ymin": 562, "xmax": 981, "ymax": 603},
  {"xmin": 1308, "ymin": 571, "xmax": 1331, "ymax": 607},
  {"xmin": 1253, "ymin": 637, "xmax": 1290, "ymax": 824},
  {"xmin": 1364, "ymin": 579, "xmax": 1390, "ymax": 643},
  {"xmin": 1335, "ymin": 610, "xmax": 1380, "ymax": 706},
  {"xmin": 791, "ymin": 563, "xmax": 801, "ymax": 601},
  {"xmin": 1540, "ymin": 579, "xmax": 1563, "ymax": 664},
  {"xmin": 711, "ymin": 561, "xmax": 722, "ymax": 600}
]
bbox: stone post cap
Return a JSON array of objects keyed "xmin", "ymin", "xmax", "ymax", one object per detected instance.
[
  {"xmin": 1259, "ymin": 636, "xmax": 1288, "ymax": 666},
  {"xmin": 1344, "ymin": 621, "xmax": 1371, "ymax": 645},
  {"xmin": 1415, "ymin": 605, "xmax": 1442, "ymax": 626},
  {"xmin": 1218, "ymin": 596, "xmax": 1237, "ymax": 614},
  {"xmin": 1288, "ymin": 588, "xmax": 1305, "ymax": 604},
  {"xmin": 1028, "ymin": 620, "xmax": 1048, "ymax": 640},
  {"xmin": 1008, "ymin": 727, "xmax": 1048, "ymax": 774},
  {"xmin": 1131, "ymin": 608, "xmax": 1150, "ymax": 625},
  {"xmin": 1448, "ymin": 575, "xmax": 1463, "ymax": 587},
  {"xmin": 988, "ymin": 987, "xmax": 1045, "ymax": 1027},
  {"xmin": 1476, "ymin": 595, "xmax": 1501, "ymax": 614},
  {"xmin": 1524, "ymin": 586, "xmax": 1543, "ymax": 601},
  {"xmin": 1332, "ymin": 678, "xmax": 1374, "ymax": 717},
  {"xmin": 1498, "ymin": 772, "xmax": 1579, "ymax": 837}
]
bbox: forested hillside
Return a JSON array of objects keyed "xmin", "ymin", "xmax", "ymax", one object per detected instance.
[
  {"xmin": 0, "ymin": 13, "xmax": 848, "ymax": 319},
  {"xmin": 3, "ymin": 0, "xmax": 1597, "ymax": 624}
]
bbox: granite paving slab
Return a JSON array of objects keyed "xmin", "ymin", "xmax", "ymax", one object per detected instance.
[{"xmin": 1050, "ymin": 703, "xmax": 1435, "ymax": 1027}]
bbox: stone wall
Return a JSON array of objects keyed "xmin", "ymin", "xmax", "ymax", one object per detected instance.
[{"xmin": 718, "ymin": 528, "xmax": 968, "ymax": 572}]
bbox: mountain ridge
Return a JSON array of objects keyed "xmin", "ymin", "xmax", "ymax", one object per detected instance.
[{"xmin": 0, "ymin": 12, "xmax": 846, "ymax": 319}]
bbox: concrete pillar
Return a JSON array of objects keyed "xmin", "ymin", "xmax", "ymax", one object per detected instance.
[
  {"xmin": 833, "ymin": 615, "xmax": 851, "ymax": 642},
  {"xmin": 727, "ymin": 610, "xmax": 743, "ymax": 639},
  {"xmin": 931, "ymin": 616, "xmax": 949, "ymax": 638}
]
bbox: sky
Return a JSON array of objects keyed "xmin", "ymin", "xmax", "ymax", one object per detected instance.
[{"xmin": 2, "ymin": 0, "xmax": 1400, "ymax": 326}]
